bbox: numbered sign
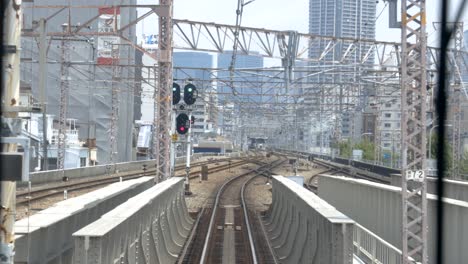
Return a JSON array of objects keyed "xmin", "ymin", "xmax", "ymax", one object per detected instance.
[{"xmin": 405, "ymin": 170, "xmax": 425, "ymax": 182}]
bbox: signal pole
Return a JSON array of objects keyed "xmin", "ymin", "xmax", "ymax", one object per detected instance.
[
  {"xmin": 170, "ymin": 110, "xmax": 176, "ymax": 178},
  {"xmin": 185, "ymin": 113, "xmax": 192, "ymax": 194}
]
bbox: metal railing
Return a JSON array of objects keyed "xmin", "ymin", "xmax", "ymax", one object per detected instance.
[{"xmin": 353, "ymin": 223, "xmax": 402, "ymax": 264}]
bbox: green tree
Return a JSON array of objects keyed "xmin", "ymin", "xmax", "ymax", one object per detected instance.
[
  {"xmin": 429, "ymin": 133, "xmax": 453, "ymax": 170},
  {"xmin": 458, "ymin": 151, "xmax": 468, "ymax": 176},
  {"xmin": 336, "ymin": 139, "xmax": 376, "ymax": 161},
  {"xmin": 337, "ymin": 140, "xmax": 352, "ymax": 157},
  {"xmin": 355, "ymin": 139, "xmax": 376, "ymax": 161}
]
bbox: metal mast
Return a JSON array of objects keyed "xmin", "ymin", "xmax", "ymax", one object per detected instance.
[
  {"xmin": 1, "ymin": 0, "xmax": 22, "ymax": 260},
  {"xmin": 109, "ymin": 45, "xmax": 120, "ymax": 164},
  {"xmin": 155, "ymin": 0, "xmax": 173, "ymax": 182},
  {"xmin": 400, "ymin": 0, "xmax": 428, "ymax": 263},
  {"xmin": 57, "ymin": 24, "xmax": 70, "ymax": 170},
  {"xmin": 451, "ymin": 23, "xmax": 463, "ymax": 179}
]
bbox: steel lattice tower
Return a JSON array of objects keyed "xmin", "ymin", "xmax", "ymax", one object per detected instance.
[
  {"xmin": 400, "ymin": 0, "xmax": 428, "ymax": 263},
  {"xmin": 57, "ymin": 25, "xmax": 70, "ymax": 170},
  {"xmin": 109, "ymin": 46, "xmax": 121, "ymax": 164},
  {"xmin": 154, "ymin": 0, "xmax": 173, "ymax": 182},
  {"xmin": 451, "ymin": 23, "xmax": 463, "ymax": 179}
]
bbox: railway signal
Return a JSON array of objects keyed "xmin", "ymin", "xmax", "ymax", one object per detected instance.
[
  {"xmin": 184, "ymin": 83, "xmax": 197, "ymax": 105},
  {"xmin": 173, "ymin": 82, "xmax": 181, "ymax": 105},
  {"xmin": 176, "ymin": 113, "xmax": 190, "ymax": 135}
]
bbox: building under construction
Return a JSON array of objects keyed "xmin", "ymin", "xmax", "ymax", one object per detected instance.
[{"xmin": 21, "ymin": 0, "xmax": 141, "ymax": 167}]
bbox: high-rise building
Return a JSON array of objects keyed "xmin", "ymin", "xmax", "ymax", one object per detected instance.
[
  {"xmin": 217, "ymin": 52, "xmax": 264, "ymax": 103},
  {"xmin": 308, "ymin": 0, "xmax": 377, "ymax": 140},
  {"xmin": 21, "ymin": 1, "xmax": 140, "ymax": 166},
  {"xmin": 308, "ymin": 0, "xmax": 376, "ymax": 62}
]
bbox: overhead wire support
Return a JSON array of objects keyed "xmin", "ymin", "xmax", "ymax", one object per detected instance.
[
  {"xmin": 155, "ymin": 0, "xmax": 173, "ymax": 183},
  {"xmin": 399, "ymin": 0, "xmax": 428, "ymax": 263},
  {"xmin": 1, "ymin": 0, "xmax": 22, "ymax": 260},
  {"xmin": 109, "ymin": 44, "xmax": 121, "ymax": 164},
  {"xmin": 229, "ymin": 0, "xmax": 256, "ymax": 96},
  {"xmin": 57, "ymin": 24, "xmax": 71, "ymax": 171},
  {"xmin": 451, "ymin": 23, "xmax": 463, "ymax": 179}
]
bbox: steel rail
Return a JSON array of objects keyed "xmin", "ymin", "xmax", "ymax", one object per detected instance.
[
  {"xmin": 199, "ymin": 158, "xmax": 284, "ymax": 264},
  {"xmin": 240, "ymin": 173, "xmax": 260, "ymax": 264}
]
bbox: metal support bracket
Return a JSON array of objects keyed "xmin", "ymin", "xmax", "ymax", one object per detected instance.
[
  {"xmin": 387, "ymin": 0, "xmax": 401, "ymax": 28},
  {"xmin": 1, "ymin": 137, "xmax": 31, "ymax": 181}
]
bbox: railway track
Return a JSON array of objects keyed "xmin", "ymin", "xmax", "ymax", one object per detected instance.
[
  {"xmin": 180, "ymin": 157, "xmax": 285, "ymax": 263},
  {"xmin": 16, "ymin": 157, "xmax": 254, "ymax": 206},
  {"xmin": 304, "ymin": 159, "xmax": 346, "ymax": 192}
]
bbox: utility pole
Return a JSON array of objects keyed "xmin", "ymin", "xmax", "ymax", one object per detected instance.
[
  {"xmin": 38, "ymin": 19, "xmax": 49, "ymax": 171},
  {"xmin": 57, "ymin": 24, "xmax": 70, "ymax": 171},
  {"xmin": 154, "ymin": 0, "xmax": 173, "ymax": 183},
  {"xmin": 1, "ymin": 0, "xmax": 22, "ymax": 262},
  {"xmin": 451, "ymin": 23, "xmax": 463, "ymax": 179},
  {"xmin": 394, "ymin": 0, "xmax": 428, "ymax": 262}
]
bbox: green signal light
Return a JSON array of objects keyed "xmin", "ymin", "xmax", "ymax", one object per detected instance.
[{"xmin": 188, "ymin": 88, "xmax": 192, "ymax": 92}]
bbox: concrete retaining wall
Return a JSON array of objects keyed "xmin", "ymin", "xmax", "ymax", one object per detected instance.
[
  {"xmin": 264, "ymin": 176, "xmax": 355, "ymax": 264},
  {"xmin": 318, "ymin": 175, "xmax": 468, "ymax": 263},
  {"xmin": 73, "ymin": 177, "xmax": 194, "ymax": 264},
  {"xmin": 14, "ymin": 177, "xmax": 155, "ymax": 264}
]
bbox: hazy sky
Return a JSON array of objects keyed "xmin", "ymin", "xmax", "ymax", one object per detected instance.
[
  {"xmin": 138, "ymin": 0, "xmax": 468, "ymax": 45},
  {"xmin": 136, "ymin": 0, "xmax": 468, "ymax": 68}
]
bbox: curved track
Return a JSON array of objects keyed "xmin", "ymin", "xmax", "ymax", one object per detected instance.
[
  {"xmin": 195, "ymin": 157, "xmax": 284, "ymax": 264},
  {"xmin": 16, "ymin": 157, "xmax": 252, "ymax": 206}
]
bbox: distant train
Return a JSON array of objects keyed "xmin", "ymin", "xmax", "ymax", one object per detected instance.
[
  {"xmin": 193, "ymin": 140, "xmax": 233, "ymax": 154},
  {"xmin": 248, "ymin": 137, "xmax": 268, "ymax": 150}
]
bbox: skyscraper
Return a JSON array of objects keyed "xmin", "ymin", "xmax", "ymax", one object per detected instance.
[
  {"xmin": 309, "ymin": 0, "xmax": 376, "ymax": 63},
  {"xmin": 308, "ymin": 0, "xmax": 377, "ymax": 140}
]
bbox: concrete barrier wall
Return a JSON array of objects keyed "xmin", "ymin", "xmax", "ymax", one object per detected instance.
[
  {"xmin": 318, "ymin": 175, "xmax": 468, "ymax": 263},
  {"xmin": 264, "ymin": 176, "xmax": 355, "ymax": 264},
  {"xmin": 73, "ymin": 177, "xmax": 194, "ymax": 264},
  {"xmin": 391, "ymin": 174, "xmax": 468, "ymax": 203},
  {"xmin": 26, "ymin": 153, "xmax": 242, "ymax": 186},
  {"xmin": 26, "ymin": 160, "xmax": 157, "ymax": 186},
  {"xmin": 14, "ymin": 177, "xmax": 155, "ymax": 264}
]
